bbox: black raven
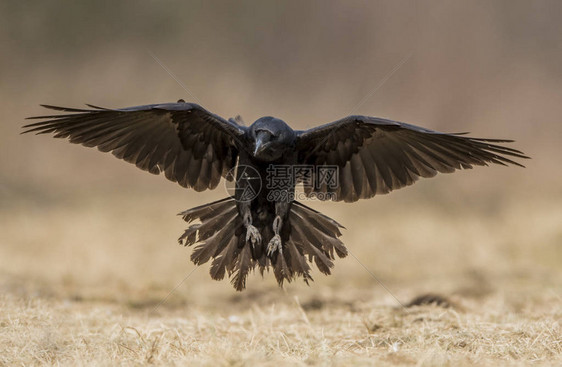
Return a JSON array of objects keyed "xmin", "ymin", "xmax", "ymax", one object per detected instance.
[{"xmin": 23, "ymin": 101, "xmax": 529, "ymax": 290}]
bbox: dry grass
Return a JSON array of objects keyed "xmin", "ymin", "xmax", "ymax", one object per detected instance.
[
  {"xmin": 1, "ymin": 292, "xmax": 561, "ymax": 366},
  {"xmin": 1, "ymin": 182, "xmax": 561, "ymax": 366}
]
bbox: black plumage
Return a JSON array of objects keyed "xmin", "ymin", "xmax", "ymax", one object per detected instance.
[{"xmin": 23, "ymin": 102, "xmax": 529, "ymax": 290}]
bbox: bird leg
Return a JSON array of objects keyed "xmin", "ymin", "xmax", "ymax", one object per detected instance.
[
  {"xmin": 266, "ymin": 215, "xmax": 283, "ymax": 256},
  {"xmin": 242, "ymin": 207, "xmax": 261, "ymax": 248}
]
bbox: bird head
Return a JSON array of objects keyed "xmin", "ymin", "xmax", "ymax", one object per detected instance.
[{"xmin": 249, "ymin": 117, "xmax": 295, "ymax": 161}]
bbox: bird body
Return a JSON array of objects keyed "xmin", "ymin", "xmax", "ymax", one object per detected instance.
[{"xmin": 23, "ymin": 101, "xmax": 529, "ymax": 290}]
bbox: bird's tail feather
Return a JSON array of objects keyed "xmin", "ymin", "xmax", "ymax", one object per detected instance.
[{"xmin": 179, "ymin": 197, "xmax": 347, "ymax": 291}]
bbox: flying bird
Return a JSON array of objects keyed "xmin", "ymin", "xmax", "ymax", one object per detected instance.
[{"xmin": 23, "ymin": 101, "xmax": 529, "ymax": 290}]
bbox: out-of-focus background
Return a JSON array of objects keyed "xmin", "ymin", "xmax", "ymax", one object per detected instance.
[{"xmin": 1, "ymin": 1, "xmax": 561, "ymax": 365}]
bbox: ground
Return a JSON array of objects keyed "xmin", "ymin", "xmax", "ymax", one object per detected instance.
[{"xmin": 1, "ymin": 172, "xmax": 560, "ymax": 366}]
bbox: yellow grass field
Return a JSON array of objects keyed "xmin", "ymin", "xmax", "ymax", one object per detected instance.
[{"xmin": 1, "ymin": 178, "xmax": 561, "ymax": 365}]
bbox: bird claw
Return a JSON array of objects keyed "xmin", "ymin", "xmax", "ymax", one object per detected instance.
[
  {"xmin": 267, "ymin": 234, "xmax": 283, "ymax": 256},
  {"xmin": 246, "ymin": 225, "xmax": 261, "ymax": 248}
]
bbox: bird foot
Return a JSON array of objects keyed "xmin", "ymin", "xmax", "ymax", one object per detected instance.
[
  {"xmin": 246, "ymin": 225, "xmax": 262, "ymax": 248},
  {"xmin": 267, "ymin": 234, "xmax": 283, "ymax": 256}
]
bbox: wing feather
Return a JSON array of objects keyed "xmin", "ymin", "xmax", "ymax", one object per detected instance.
[
  {"xmin": 297, "ymin": 115, "xmax": 529, "ymax": 202},
  {"xmin": 23, "ymin": 102, "xmax": 247, "ymax": 191}
]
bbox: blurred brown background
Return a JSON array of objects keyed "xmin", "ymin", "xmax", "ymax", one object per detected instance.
[{"xmin": 0, "ymin": 1, "xmax": 561, "ymax": 303}]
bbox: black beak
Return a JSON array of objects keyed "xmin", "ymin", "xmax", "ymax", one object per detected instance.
[{"xmin": 253, "ymin": 131, "xmax": 269, "ymax": 156}]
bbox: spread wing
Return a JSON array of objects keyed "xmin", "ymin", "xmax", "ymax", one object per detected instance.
[
  {"xmin": 296, "ymin": 115, "xmax": 529, "ymax": 202},
  {"xmin": 23, "ymin": 102, "xmax": 247, "ymax": 191}
]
